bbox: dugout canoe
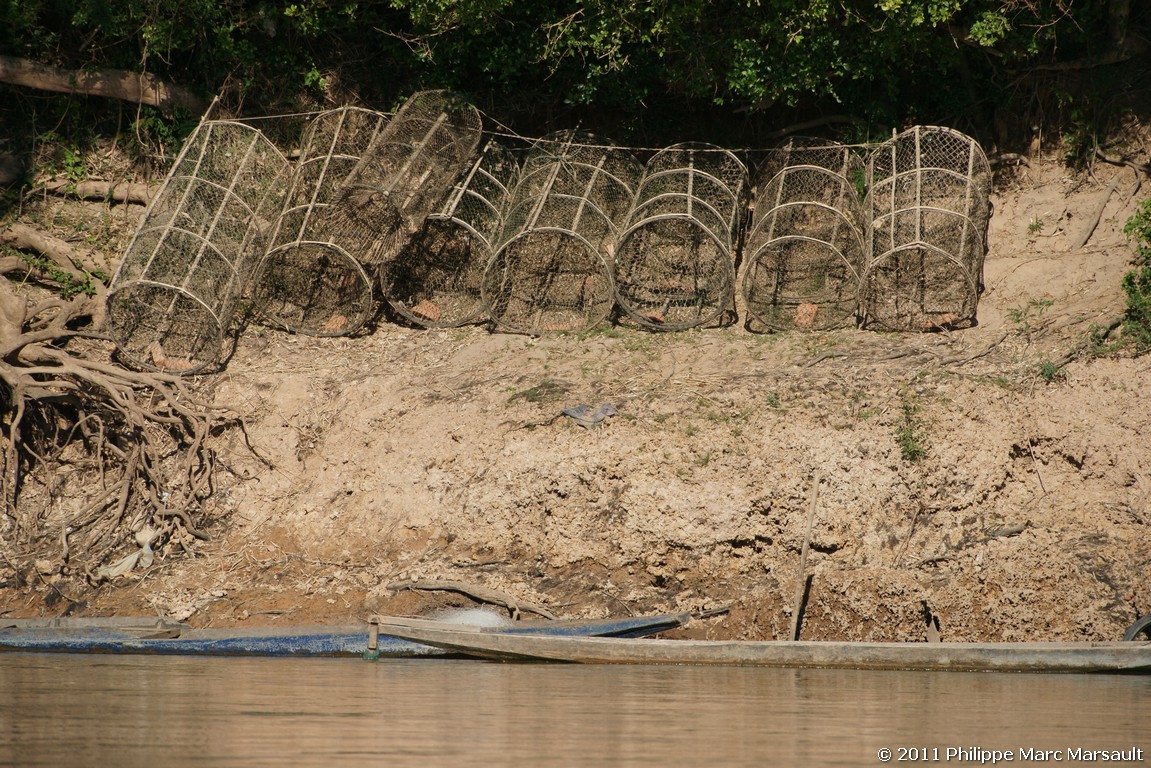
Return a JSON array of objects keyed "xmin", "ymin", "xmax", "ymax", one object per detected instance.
[
  {"xmin": 0, "ymin": 612, "xmax": 690, "ymax": 659},
  {"xmin": 370, "ymin": 619, "xmax": 1151, "ymax": 674}
]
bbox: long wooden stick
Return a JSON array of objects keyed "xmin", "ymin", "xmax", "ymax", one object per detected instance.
[{"xmin": 790, "ymin": 473, "xmax": 821, "ymax": 641}]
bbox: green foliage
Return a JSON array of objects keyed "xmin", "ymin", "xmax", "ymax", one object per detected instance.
[
  {"xmin": 895, "ymin": 393, "xmax": 927, "ymax": 463},
  {"xmin": 1034, "ymin": 359, "xmax": 1065, "ymax": 384},
  {"xmin": 1122, "ymin": 199, "xmax": 1151, "ymax": 353},
  {"xmin": 1008, "ymin": 298, "xmax": 1054, "ymax": 333},
  {"xmin": 1121, "ymin": 265, "xmax": 1151, "ymax": 352},
  {"xmin": 967, "ymin": 9, "xmax": 1011, "ymax": 47},
  {"xmin": 0, "ymin": 1, "xmax": 1129, "ymax": 131},
  {"xmin": 1125, "ymin": 197, "xmax": 1151, "ymax": 266},
  {"xmin": 62, "ymin": 145, "xmax": 87, "ymax": 182},
  {"xmin": 1061, "ymin": 105, "xmax": 1094, "ymax": 166}
]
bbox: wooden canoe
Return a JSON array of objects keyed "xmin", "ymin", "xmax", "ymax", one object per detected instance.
[
  {"xmin": 0, "ymin": 612, "xmax": 690, "ymax": 659},
  {"xmin": 370, "ymin": 619, "xmax": 1151, "ymax": 673}
]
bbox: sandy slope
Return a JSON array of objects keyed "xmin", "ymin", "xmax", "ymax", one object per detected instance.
[{"xmin": 4, "ymin": 151, "xmax": 1150, "ymax": 642}]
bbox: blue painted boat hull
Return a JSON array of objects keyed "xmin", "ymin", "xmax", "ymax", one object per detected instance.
[{"xmin": 0, "ymin": 613, "xmax": 690, "ymax": 658}]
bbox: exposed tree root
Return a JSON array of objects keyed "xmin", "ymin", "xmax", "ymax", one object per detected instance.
[{"xmin": 0, "ymin": 242, "xmax": 240, "ymax": 596}]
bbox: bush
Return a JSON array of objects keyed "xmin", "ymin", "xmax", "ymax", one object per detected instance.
[
  {"xmin": 1122, "ymin": 265, "xmax": 1151, "ymax": 351},
  {"xmin": 1125, "ymin": 197, "xmax": 1151, "ymax": 266},
  {"xmin": 1123, "ymin": 198, "xmax": 1151, "ymax": 352}
]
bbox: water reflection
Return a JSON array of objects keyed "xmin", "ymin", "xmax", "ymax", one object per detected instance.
[{"xmin": 0, "ymin": 653, "xmax": 1147, "ymax": 767}]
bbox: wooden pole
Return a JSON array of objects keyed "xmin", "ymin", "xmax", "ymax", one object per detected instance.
[{"xmin": 790, "ymin": 473, "xmax": 821, "ymax": 641}]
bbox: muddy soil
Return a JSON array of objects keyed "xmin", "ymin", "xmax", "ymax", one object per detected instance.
[{"xmin": 2, "ymin": 142, "xmax": 1150, "ymax": 643}]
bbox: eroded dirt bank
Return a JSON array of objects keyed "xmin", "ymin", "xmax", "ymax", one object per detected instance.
[{"xmin": 3, "ymin": 156, "xmax": 1150, "ymax": 642}]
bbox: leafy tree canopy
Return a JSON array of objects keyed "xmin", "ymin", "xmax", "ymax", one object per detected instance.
[{"xmin": 0, "ymin": 0, "xmax": 1142, "ymax": 131}]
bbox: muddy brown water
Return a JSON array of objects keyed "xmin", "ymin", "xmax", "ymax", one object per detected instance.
[{"xmin": 0, "ymin": 653, "xmax": 1147, "ymax": 766}]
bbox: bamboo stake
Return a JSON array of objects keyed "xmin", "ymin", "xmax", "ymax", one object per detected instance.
[{"xmin": 790, "ymin": 472, "xmax": 821, "ymax": 641}]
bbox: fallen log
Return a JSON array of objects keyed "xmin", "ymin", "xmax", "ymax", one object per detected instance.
[
  {"xmin": 41, "ymin": 179, "xmax": 153, "ymax": 205},
  {"xmin": 0, "ymin": 55, "xmax": 205, "ymax": 114}
]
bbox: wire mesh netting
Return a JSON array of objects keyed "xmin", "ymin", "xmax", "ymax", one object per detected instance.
[
  {"xmin": 253, "ymin": 106, "xmax": 389, "ymax": 336},
  {"xmin": 107, "ymin": 120, "xmax": 290, "ymax": 374},
  {"xmin": 864, "ymin": 125, "xmax": 992, "ymax": 331},
  {"xmin": 253, "ymin": 91, "xmax": 483, "ymax": 336},
  {"xmin": 614, "ymin": 143, "xmax": 747, "ymax": 330},
  {"xmin": 481, "ymin": 130, "xmax": 642, "ymax": 334},
  {"xmin": 379, "ymin": 140, "xmax": 519, "ymax": 328},
  {"xmin": 341, "ymin": 89, "xmax": 483, "ymax": 264},
  {"xmin": 742, "ymin": 138, "xmax": 867, "ymax": 332}
]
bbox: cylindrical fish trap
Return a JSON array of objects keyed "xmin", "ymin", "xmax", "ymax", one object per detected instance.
[
  {"xmin": 742, "ymin": 138, "xmax": 866, "ymax": 332},
  {"xmin": 254, "ymin": 92, "xmax": 483, "ymax": 335},
  {"xmin": 482, "ymin": 131, "xmax": 642, "ymax": 334},
  {"xmin": 253, "ymin": 106, "xmax": 389, "ymax": 336},
  {"xmin": 864, "ymin": 125, "xmax": 991, "ymax": 331},
  {"xmin": 344, "ymin": 90, "xmax": 483, "ymax": 254},
  {"xmin": 107, "ymin": 120, "xmax": 289, "ymax": 374},
  {"xmin": 379, "ymin": 140, "xmax": 519, "ymax": 328},
  {"xmin": 614, "ymin": 143, "xmax": 747, "ymax": 330}
]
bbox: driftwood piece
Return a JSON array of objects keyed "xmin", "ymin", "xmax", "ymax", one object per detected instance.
[
  {"xmin": 1022, "ymin": 39, "xmax": 1148, "ymax": 72},
  {"xmin": 939, "ymin": 330, "xmax": 1009, "ymax": 367},
  {"xmin": 989, "ymin": 152, "xmax": 1031, "ymax": 168},
  {"xmin": 0, "ymin": 223, "xmax": 108, "ymax": 328},
  {"xmin": 0, "ymin": 55, "xmax": 205, "ymax": 114},
  {"xmin": 387, "ymin": 578, "xmax": 558, "ymax": 620}
]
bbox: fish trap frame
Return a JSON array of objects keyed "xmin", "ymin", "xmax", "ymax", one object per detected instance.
[
  {"xmin": 614, "ymin": 143, "xmax": 748, "ymax": 330},
  {"xmin": 742, "ymin": 138, "xmax": 866, "ymax": 332},
  {"xmin": 253, "ymin": 106, "xmax": 390, "ymax": 336},
  {"xmin": 107, "ymin": 120, "xmax": 289, "ymax": 374},
  {"xmin": 482, "ymin": 130, "xmax": 642, "ymax": 334},
  {"xmin": 380, "ymin": 140, "xmax": 519, "ymax": 328},
  {"xmin": 254, "ymin": 91, "xmax": 483, "ymax": 336},
  {"xmin": 341, "ymin": 89, "xmax": 483, "ymax": 273},
  {"xmin": 864, "ymin": 125, "xmax": 991, "ymax": 331}
]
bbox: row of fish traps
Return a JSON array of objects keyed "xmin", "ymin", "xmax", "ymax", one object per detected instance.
[
  {"xmin": 105, "ymin": 96, "xmax": 989, "ymax": 375},
  {"xmin": 743, "ymin": 126, "xmax": 992, "ymax": 333}
]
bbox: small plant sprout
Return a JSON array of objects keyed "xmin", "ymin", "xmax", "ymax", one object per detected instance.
[
  {"xmin": 895, "ymin": 391, "xmax": 928, "ymax": 462},
  {"xmin": 1035, "ymin": 359, "xmax": 1065, "ymax": 383}
]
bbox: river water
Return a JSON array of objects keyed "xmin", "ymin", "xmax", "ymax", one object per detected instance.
[{"xmin": 0, "ymin": 653, "xmax": 1147, "ymax": 767}]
